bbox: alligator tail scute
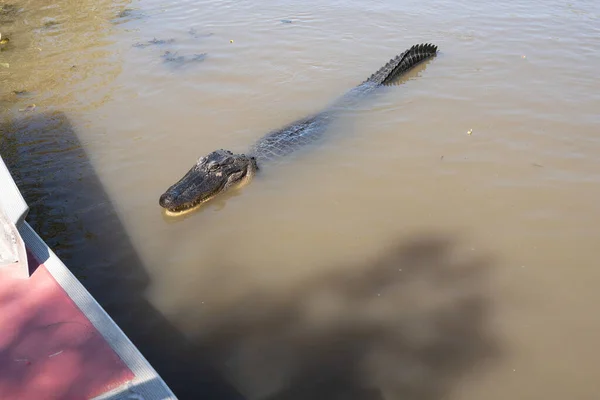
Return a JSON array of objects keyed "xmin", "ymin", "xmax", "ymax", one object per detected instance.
[{"xmin": 364, "ymin": 43, "xmax": 438, "ymax": 86}]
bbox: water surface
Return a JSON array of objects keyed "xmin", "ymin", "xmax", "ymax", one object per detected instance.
[{"xmin": 1, "ymin": 0, "xmax": 599, "ymax": 398}]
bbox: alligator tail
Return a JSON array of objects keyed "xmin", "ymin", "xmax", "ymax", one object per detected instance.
[{"xmin": 364, "ymin": 43, "xmax": 438, "ymax": 86}]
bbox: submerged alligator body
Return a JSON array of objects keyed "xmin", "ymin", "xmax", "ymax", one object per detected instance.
[{"xmin": 159, "ymin": 43, "xmax": 438, "ymax": 215}]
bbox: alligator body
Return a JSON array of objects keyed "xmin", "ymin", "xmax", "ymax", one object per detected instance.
[{"xmin": 159, "ymin": 43, "xmax": 438, "ymax": 215}]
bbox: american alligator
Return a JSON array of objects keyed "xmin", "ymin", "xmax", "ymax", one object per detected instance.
[{"xmin": 159, "ymin": 43, "xmax": 438, "ymax": 215}]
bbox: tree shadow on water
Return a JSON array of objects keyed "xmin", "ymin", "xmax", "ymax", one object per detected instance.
[
  {"xmin": 0, "ymin": 110, "xmax": 244, "ymax": 399},
  {"xmin": 178, "ymin": 234, "xmax": 501, "ymax": 400}
]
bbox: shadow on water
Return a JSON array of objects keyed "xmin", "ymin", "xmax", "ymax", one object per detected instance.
[
  {"xmin": 1, "ymin": 111, "xmax": 501, "ymax": 399},
  {"xmin": 175, "ymin": 235, "xmax": 501, "ymax": 400},
  {"xmin": 0, "ymin": 111, "xmax": 244, "ymax": 399}
]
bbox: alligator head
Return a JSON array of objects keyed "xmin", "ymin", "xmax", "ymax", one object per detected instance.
[{"xmin": 159, "ymin": 149, "xmax": 258, "ymax": 215}]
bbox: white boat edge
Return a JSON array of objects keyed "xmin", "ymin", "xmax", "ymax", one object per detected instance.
[
  {"xmin": 0, "ymin": 154, "xmax": 29, "ymax": 278},
  {"xmin": 21, "ymin": 221, "xmax": 177, "ymax": 400}
]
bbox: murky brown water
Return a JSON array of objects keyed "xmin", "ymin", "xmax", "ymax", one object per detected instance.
[{"xmin": 2, "ymin": 0, "xmax": 600, "ymax": 398}]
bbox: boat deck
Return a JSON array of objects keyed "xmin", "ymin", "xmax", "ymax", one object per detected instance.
[
  {"xmin": 1, "ymin": 154, "xmax": 176, "ymax": 399},
  {"xmin": 0, "ymin": 251, "xmax": 135, "ymax": 399}
]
